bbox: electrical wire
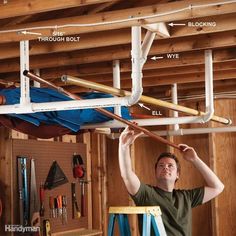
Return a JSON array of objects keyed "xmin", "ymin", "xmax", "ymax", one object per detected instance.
[{"xmin": 0, "ymin": 0, "xmax": 235, "ymax": 34}]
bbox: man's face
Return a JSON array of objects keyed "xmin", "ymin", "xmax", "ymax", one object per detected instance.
[{"xmin": 155, "ymin": 157, "xmax": 179, "ymax": 183}]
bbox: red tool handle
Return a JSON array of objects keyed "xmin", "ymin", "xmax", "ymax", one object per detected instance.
[
  {"xmin": 39, "ymin": 183, "xmax": 45, "ymax": 217},
  {"xmin": 57, "ymin": 195, "xmax": 62, "ymax": 208},
  {"xmin": 80, "ymin": 181, "xmax": 86, "ymax": 217}
]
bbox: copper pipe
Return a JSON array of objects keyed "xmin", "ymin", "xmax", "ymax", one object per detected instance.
[
  {"xmin": 0, "ymin": 95, "xmax": 6, "ymax": 105},
  {"xmin": 61, "ymin": 75, "xmax": 231, "ymax": 125},
  {"xmin": 23, "ymin": 70, "xmax": 180, "ymax": 150}
]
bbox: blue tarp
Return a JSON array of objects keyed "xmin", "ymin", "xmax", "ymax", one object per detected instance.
[{"xmin": 0, "ymin": 87, "xmax": 131, "ymax": 132}]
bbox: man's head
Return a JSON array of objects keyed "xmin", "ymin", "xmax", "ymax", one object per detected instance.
[{"xmin": 155, "ymin": 152, "xmax": 181, "ymax": 184}]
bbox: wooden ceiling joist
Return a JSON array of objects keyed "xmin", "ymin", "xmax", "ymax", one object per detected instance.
[
  {"xmin": 173, "ymin": 79, "xmax": 236, "ymax": 95},
  {"xmin": 142, "ymin": 78, "xmax": 236, "ymax": 93},
  {"xmin": 90, "ymin": 69, "xmax": 236, "ymax": 89},
  {"xmin": 31, "ymin": 59, "xmax": 234, "ymax": 83},
  {"xmin": 0, "ymin": 0, "xmax": 235, "ymax": 43},
  {"xmin": 0, "ymin": 46, "xmax": 235, "ymax": 76},
  {"xmin": 170, "ymin": 13, "xmax": 236, "ymax": 38},
  {"xmin": 0, "ymin": 28, "xmax": 132, "ymax": 60},
  {"xmin": 66, "ymin": 68, "xmax": 236, "ymax": 94},
  {"xmin": 0, "ymin": 0, "xmax": 235, "ymax": 99},
  {"xmin": 88, "ymin": 0, "xmax": 122, "ymax": 14},
  {"xmin": 0, "ymin": 59, "xmax": 226, "ymax": 84},
  {"xmin": 0, "ymin": 30, "xmax": 235, "ymax": 74},
  {"xmin": 0, "ymin": 18, "xmax": 236, "ymax": 59},
  {"xmin": 0, "ymin": 0, "xmax": 114, "ymax": 20},
  {"xmin": 61, "ymin": 62, "xmax": 236, "ymax": 83}
]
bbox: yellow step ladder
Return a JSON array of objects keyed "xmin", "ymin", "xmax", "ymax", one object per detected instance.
[{"xmin": 108, "ymin": 206, "xmax": 167, "ymax": 236}]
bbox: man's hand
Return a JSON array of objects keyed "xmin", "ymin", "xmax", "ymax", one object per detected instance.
[
  {"xmin": 179, "ymin": 144, "xmax": 224, "ymax": 203},
  {"xmin": 118, "ymin": 124, "xmax": 142, "ymax": 195},
  {"xmin": 119, "ymin": 125, "xmax": 143, "ymax": 148},
  {"xmin": 178, "ymin": 144, "xmax": 199, "ymax": 162}
]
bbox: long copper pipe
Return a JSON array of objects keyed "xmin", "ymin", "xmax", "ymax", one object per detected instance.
[
  {"xmin": 23, "ymin": 70, "xmax": 180, "ymax": 150},
  {"xmin": 61, "ymin": 75, "xmax": 231, "ymax": 125}
]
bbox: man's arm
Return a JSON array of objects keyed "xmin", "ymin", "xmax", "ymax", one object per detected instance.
[
  {"xmin": 179, "ymin": 144, "xmax": 224, "ymax": 204},
  {"xmin": 119, "ymin": 126, "xmax": 142, "ymax": 195}
]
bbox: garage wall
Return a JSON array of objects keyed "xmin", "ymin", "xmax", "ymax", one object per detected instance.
[
  {"xmin": 105, "ymin": 98, "xmax": 236, "ymax": 236},
  {"xmin": 174, "ymin": 134, "xmax": 212, "ymax": 236},
  {"xmin": 211, "ymin": 99, "xmax": 236, "ymax": 236},
  {"xmin": 0, "ymin": 98, "xmax": 235, "ymax": 236}
]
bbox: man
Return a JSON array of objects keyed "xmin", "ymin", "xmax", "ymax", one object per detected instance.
[{"xmin": 118, "ymin": 126, "xmax": 224, "ymax": 236}]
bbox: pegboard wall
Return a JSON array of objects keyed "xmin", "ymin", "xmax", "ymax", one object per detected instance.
[{"xmin": 12, "ymin": 139, "xmax": 88, "ymax": 234}]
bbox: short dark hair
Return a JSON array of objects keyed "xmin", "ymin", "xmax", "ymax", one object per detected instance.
[{"xmin": 155, "ymin": 152, "xmax": 181, "ymax": 174}]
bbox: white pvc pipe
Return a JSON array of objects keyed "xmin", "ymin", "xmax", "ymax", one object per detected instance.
[
  {"xmin": 113, "ymin": 60, "xmax": 121, "ymax": 116},
  {"xmin": 80, "ymin": 116, "xmax": 215, "ymax": 129},
  {"xmin": 61, "ymin": 47, "xmax": 224, "ymax": 128},
  {"xmin": 63, "ymin": 48, "xmax": 224, "ymax": 129},
  {"xmin": 0, "ymin": 97, "xmax": 130, "ymax": 114},
  {"xmin": 107, "ymin": 126, "xmax": 236, "ymax": 139},
  {"xmin": 171, "ymin": 83, "xmax": 179, "ymax": 130},
  {"xmin": 0, "ymin": 26, "xmax": 147, "ymax": 115},
  {"xmin": 0, "ymin": 35, "xmax": 219, "ymax": 132},
  {"xmin": 141, "ymin": 31, "xmax": 156, "ymax": 67},
  {"xmin": 77, "ymin": 51, "xmax": 228, "ymax": 129},
  {"xmin": 128, "ymin": 26, "xmax": 143, "ymax": 105},
  {"xmin": 154, "ymin": 126, "xmax": 236, "ymax": 136},
  {"xmin": 203, "ymin": 49, "xmax": 214, "ymax": 122},
  {"xmin": 20, "ymin": 41, "xmax": 30, "ymax": 105}
]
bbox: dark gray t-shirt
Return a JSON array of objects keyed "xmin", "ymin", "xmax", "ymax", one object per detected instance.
[{"xmin": 131, "ymin": 183, "xmax": 204, "ymax": 236}]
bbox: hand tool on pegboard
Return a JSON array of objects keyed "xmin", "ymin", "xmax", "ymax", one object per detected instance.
[
  {"xmin": 29, "ymin": 158, "xmax": 40, "ymax": 227},
  {"xmin": 17, "ymin": 156, "xmax": 29, "ymax": 226},
  {"xmin": 49, "ymin": 196, "xmax": 55, "ymax": 218},
  {"xmin": 44, "ymin": 161, "xmax": 68, "ymax": 190},
  {"xmin": 39, "ymin": 182, "xmax": 45, "ymax": 217},
  {"xmin": 17, "ymin": 157, "xmax": 23, "ymax": 226},
  {"xmin": 79, "ymin": 180, "xmax": 90, "ymax": 217},
  {"xmin": 43, "ymin": 219, "xmax": 51, "ymax": 236},
  {"xmin": 71, "ymin": 182, "xmax": 81, "ymax": 219},
  {"xmin": 54, "ymin": 197, "xmax": 58, "ymax": 218},
  {"xmin": 72, "ymin": 153, "xmax": 88, "ymax": 217},
  {"xmin": 57, "ymin": 195, "xmax": 63, "ymax": 217},
  {"xmin": 62, "ymin": 195, "xmax": 68, "ymax": 224},
  {"xmin": 73, "ymin": 154, "xmax": 85, "ymax": 179}
]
